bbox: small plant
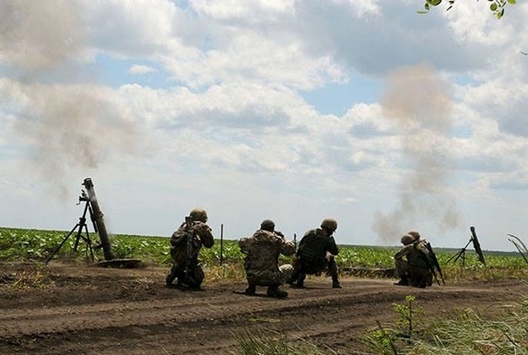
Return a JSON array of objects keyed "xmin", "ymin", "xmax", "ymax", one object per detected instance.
[
  {"xmin": 361, "ymin": 295, "xmax": 425, "ymax": 353},
  {"xmin": 361, "ymin": 321, "xmax": 399, "ymax": 355},
  {"xmin": 393, "ymin": 295, "xmax": 420, "ymax": 340}
]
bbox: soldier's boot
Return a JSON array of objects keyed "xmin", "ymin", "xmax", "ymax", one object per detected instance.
[
  {"xmin": 416, "ymin": 275, "xmax": 428, "ymax": 288},
  {"xmin": 286, "ymin": 270, "xmax": 298, "ymax": 285},
  {"xmin": 394, "ymin": 276, "xmax": 410, "ymax": 286},
  {"xmin": 332, "ymin": 276, "xmax": 342, "ymax": 289},
  {"xmin": 267, "ymin": 284, "xmax": 288, "ymax": 299},
  {"xmin": 166, "ymin": 266, "xmax": 178, "ymax": 287},
  {"xmin": 290, "ymin": 273, "xmax": 305, "ymax": 288},
  {"xmin": 244, "ymin": 284, "xmax": 256, "ymax": 295},
  {"xmin": 426, "ymin": 273, "xmax": 433, "ymax": 287},
  {"xmin": 328, "ymin": 257, "xmax": 341, "ymax": 288}
]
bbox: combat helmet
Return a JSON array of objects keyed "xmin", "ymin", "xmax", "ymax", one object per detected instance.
[
  {"xmin": 320, "ymin": 218, "xmax": 338, "ymax": 233},
  {"xmin": 260, "ymin": 219, "xmax": 275, "ymax": 232},
  {"xmin": 407, "ymin": 231, "xmax": 421, "ymax": 241},
  {"xmin": 400, "ymin": 234, "xmax": 415, "ymax": 246},
  {"xmin": 190, "ymin": 208, "xmax": 208, "ymax": 223}
]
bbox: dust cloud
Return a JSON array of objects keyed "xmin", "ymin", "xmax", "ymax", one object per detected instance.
[
  {"xmin": 372, "ymin": 64, "xmax": 464, "ymax": 243},
  {"xmin": 0, "ymin": 1, "xmax": 138, "ymax": 198}
]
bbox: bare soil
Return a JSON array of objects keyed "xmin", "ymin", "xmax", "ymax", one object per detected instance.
[{"xmin": 1, "ymin": 261, "xmax": 527, "ymax": 354}]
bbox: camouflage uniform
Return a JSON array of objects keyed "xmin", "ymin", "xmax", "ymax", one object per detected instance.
[
  {"xmin": 394, "ymin": 231, "xmax": 433, "ymax": 288},
  {"xmin": 166, "ymin": 209, "xmax": 214, "ymax": 289},
  {"xmin": 239, "ymin": 220, "xmax": 295, "ymax": 298},
  {"xmin": 288, "ymin": 218, "xmax": 341, "ymax": 288}
]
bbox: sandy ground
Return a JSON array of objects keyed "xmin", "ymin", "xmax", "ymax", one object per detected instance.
[{"xmin": 1, "ymin": 261, "xmax": 527, "ymax": 354}]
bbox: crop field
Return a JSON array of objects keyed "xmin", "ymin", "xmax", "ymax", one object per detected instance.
[
  {"xmin": 0, "ymin": 226, "xmax": 523, "ymax": 265},
  {"xmin": 1, "ymin": 226, "xmax": 525, "ymax": 278}
]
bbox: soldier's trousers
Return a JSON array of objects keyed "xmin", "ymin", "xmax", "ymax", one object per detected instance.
[
  {"xmin": 246, "ymin": 264, "xmax": 293, "ymax": 287},
  {"xmin": 395, "ymin": 259, "xmax": 432, "ymax": 287},
  {"xmin": 394, "ymin": 258, "xmax": 409, "ymax": 279},
  {"xmin": 289, "ymin": 254, "xmax": 339, "ymax": 285}
]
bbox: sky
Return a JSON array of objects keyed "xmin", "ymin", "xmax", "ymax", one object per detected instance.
[{"xmin": 1, "ymin": 0, "xmax": 528, "ymax": 252}]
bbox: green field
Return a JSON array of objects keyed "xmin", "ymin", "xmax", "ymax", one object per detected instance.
[{"xmin": 1, "ymin": 226, "xmax": 526, "ymax": 282}]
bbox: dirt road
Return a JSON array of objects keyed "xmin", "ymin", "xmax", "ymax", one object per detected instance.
[{"xmin": 1, "ymin": 262, "xmax": 526, "ymax": 354}]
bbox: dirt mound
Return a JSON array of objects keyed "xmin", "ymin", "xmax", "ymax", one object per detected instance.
[{"xmin": 0, "ymin": 262, "xmax": 526, "ymax": 354}]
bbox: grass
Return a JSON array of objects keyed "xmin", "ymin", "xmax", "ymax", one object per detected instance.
[
  {"xmin": 361, "ymin": 289, "xmax": 528, "ymax": 354},
  {"xmin": 234, "ymin": 326, "xmax": 335, "ymax": 355},
  {"xmin": 11, "ymin": 268, "xmax": 54, "ymax": 289}
]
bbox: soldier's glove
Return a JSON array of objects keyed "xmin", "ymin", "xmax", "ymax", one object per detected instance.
[{"xmin": 276, "ymin": 231, "xmax": 285, "ymax": 239}]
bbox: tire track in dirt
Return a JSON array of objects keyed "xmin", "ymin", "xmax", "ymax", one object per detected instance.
[
  {"xmin": 0, "ymin": 279, "xmax": 519, "ymax": 339},
  {"xmin": 1, "ymin": 263, "xmax": 527, "ymax": 354}
]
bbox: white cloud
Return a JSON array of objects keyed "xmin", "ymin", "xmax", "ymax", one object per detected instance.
[
  {"xmin": 82, "ymin": 0, "xmax": 182, "ymax": 56},
  {"xmin": 129, "ymin": 64, "xmax": 156, "ymax": 75},
  {"xmin": 1, "ymin": 0, "xmax": 528, "ymax": 251},
  {"xmin": 190, "ymin": 0, "xmax": 296, "ymax": 21}
]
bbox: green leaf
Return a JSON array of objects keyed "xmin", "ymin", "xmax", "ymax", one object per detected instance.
[
  {"xmin": 507, "ymin": 0, "xmax": 516, "ymax": 3},
  {"xmin": 426, "ymin": 0, "xmax": 442, "ymax": 5}
]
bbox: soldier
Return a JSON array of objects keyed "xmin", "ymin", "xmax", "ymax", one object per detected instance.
[
  {"xmin": 166, "ymin": 208, "xmax": 215, "ymax": 289},
  {"xmin": 288, "ymin": 218, "xmax": 341, "ymax": 289},
  {"xmin": 239, "ymin": 219, "xmax": 296, "ymax": 298},
  {"xmin": 394, "ymin": 231, "xmax": 434, "ymax": 288}
]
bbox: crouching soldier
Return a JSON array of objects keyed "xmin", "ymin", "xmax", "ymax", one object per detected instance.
[
  {"xmin": 394, "ymin": 231, "xmax": 434, "ymax": 288},
  {"xmin": 288, "ymin": 218, "xmax": 341, "ymax": 289},
  {"xmin": 166, "ymin": 208, "xmax": 215, "ymax": 289},
  {"xmin": 239, "ymin": 219, "xmax": 295, "ymax": 298}
]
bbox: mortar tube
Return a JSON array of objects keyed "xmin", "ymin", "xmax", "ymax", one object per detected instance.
[{"xmin": 82, "ymin": 178, "xmax": 115, "ymax": 261}]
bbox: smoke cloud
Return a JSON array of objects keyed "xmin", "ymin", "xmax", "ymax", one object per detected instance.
[
  {"xmin": 372, "ymin": 64, "xmax": 464, "ymax": 243},
  {"xmin": 0, "ymin": 1, "xmax": 84, "ymax": 71},
  {"xmin": 0, "ymin": 1, "xmax": 139, "ymax": 198}
]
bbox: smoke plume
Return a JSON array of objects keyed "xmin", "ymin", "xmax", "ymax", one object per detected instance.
[
  {"xmin": 0, "ymin": 1, "xmax": 138, "ymax": 198},
  {"xmin": 372, "ymin": 64, "xmax": 464, "ymax": 243}
]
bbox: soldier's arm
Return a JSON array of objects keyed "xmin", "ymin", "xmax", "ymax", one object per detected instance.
[
  {"xmin": 239, "ymin": 237, "xmax": 252, "ymax": 255},
  {"xmin": 193, "ymin": 223, "xmax": 215, "ymax": 248},
  {"xmin": 394, "ymin": 245, "xmax": 412, "ymax": 260},
  {"xmin": 328, "ymin": 237, "xmax": 339, "ymax": 256},
  {"xmin": 170, "ymin": 224, "xmax": 187, "ymax": 246}
]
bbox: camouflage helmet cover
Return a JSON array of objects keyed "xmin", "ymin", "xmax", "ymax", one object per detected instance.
[
  {"xmin": 260, "ymin": 219, "xmax": 275, "ymax": 232},
  {"xmin": 401, "ymin": 234, "xmax": 415, "ymax": 246},
  {"xmin": 407, "ymin": 231, "xmax": 421, "ymax": 241},
  {"xmin": 320, "ymin": 218, "xmax": 338, "ymax": 232},
  {"xmin": 190, "ymin": 208, "xmax": 208, "ymax": 223}
]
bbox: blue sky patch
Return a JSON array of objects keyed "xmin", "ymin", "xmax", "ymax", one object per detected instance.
[
  {"xmin": 300, "ymin": 77, "xmax": 382, "ymax": 116},
  {"xmin": 91, "ymin": 54, "xmax": 171, "ymax": 89}
]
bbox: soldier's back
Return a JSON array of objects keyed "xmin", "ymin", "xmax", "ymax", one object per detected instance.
[{"xmin": 299, "ymin": 229, "xmax": 329, "ymax": 260}]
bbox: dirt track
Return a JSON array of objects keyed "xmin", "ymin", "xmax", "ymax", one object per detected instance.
[{"xmin": 1, "ymin": 262, "xmax": 527, "ymax": 354}]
